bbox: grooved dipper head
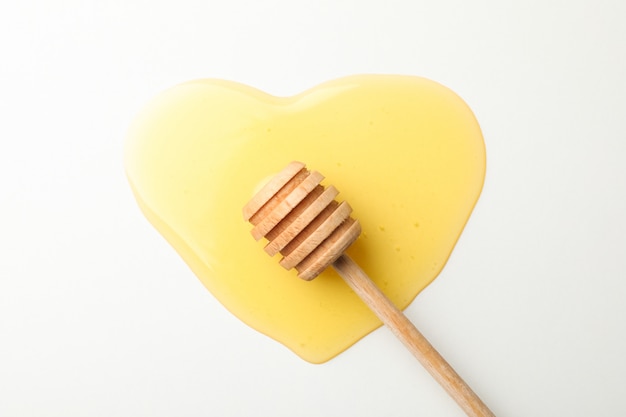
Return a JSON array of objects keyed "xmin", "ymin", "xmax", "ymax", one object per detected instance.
[{"xmin": 243, "ymin": 161, "xmax": 361, "ymax": 281}]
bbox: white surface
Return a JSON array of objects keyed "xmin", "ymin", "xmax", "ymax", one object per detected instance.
[{"xmin": 1, "ymin": 1, "xmax": 625, "ymax": 416}]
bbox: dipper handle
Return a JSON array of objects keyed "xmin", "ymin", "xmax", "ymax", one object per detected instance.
[{"xmin": 333, "ymin": 254, "xmax": 494, "ymax": 417}]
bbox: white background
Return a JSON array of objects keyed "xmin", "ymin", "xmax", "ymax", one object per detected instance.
[{"xmin": 1, "ymin": 1, "xmax": 625, "ymax": 416}]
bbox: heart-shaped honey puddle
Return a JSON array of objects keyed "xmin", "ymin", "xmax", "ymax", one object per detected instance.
[{"xmin": 125, "ymin": 75, "xmax": 485, "ymax": 364}]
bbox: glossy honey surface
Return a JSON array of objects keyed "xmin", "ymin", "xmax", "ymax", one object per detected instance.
[{"xmin": 125, "ymin": 75, "xmax": 485, "ymax": 363}]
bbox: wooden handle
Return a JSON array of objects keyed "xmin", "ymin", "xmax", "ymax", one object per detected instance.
[{"xmin": 333, "ymin": 254, "xmax": 495, "ymax": 417}]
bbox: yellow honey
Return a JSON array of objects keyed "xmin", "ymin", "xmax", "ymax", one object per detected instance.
[{"xmin": 125, "ymin": 75, "xmax": 485, "ymax": 363}]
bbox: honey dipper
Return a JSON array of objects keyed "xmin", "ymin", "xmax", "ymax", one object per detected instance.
[{"xmin": 243, "ymin": 161, "xmax": 495, "ymax": 417}]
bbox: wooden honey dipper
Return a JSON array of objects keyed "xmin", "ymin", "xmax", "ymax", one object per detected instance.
[{"xmin": 243, "ymin": 161, "xmax": 495, "ymax": 417}]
